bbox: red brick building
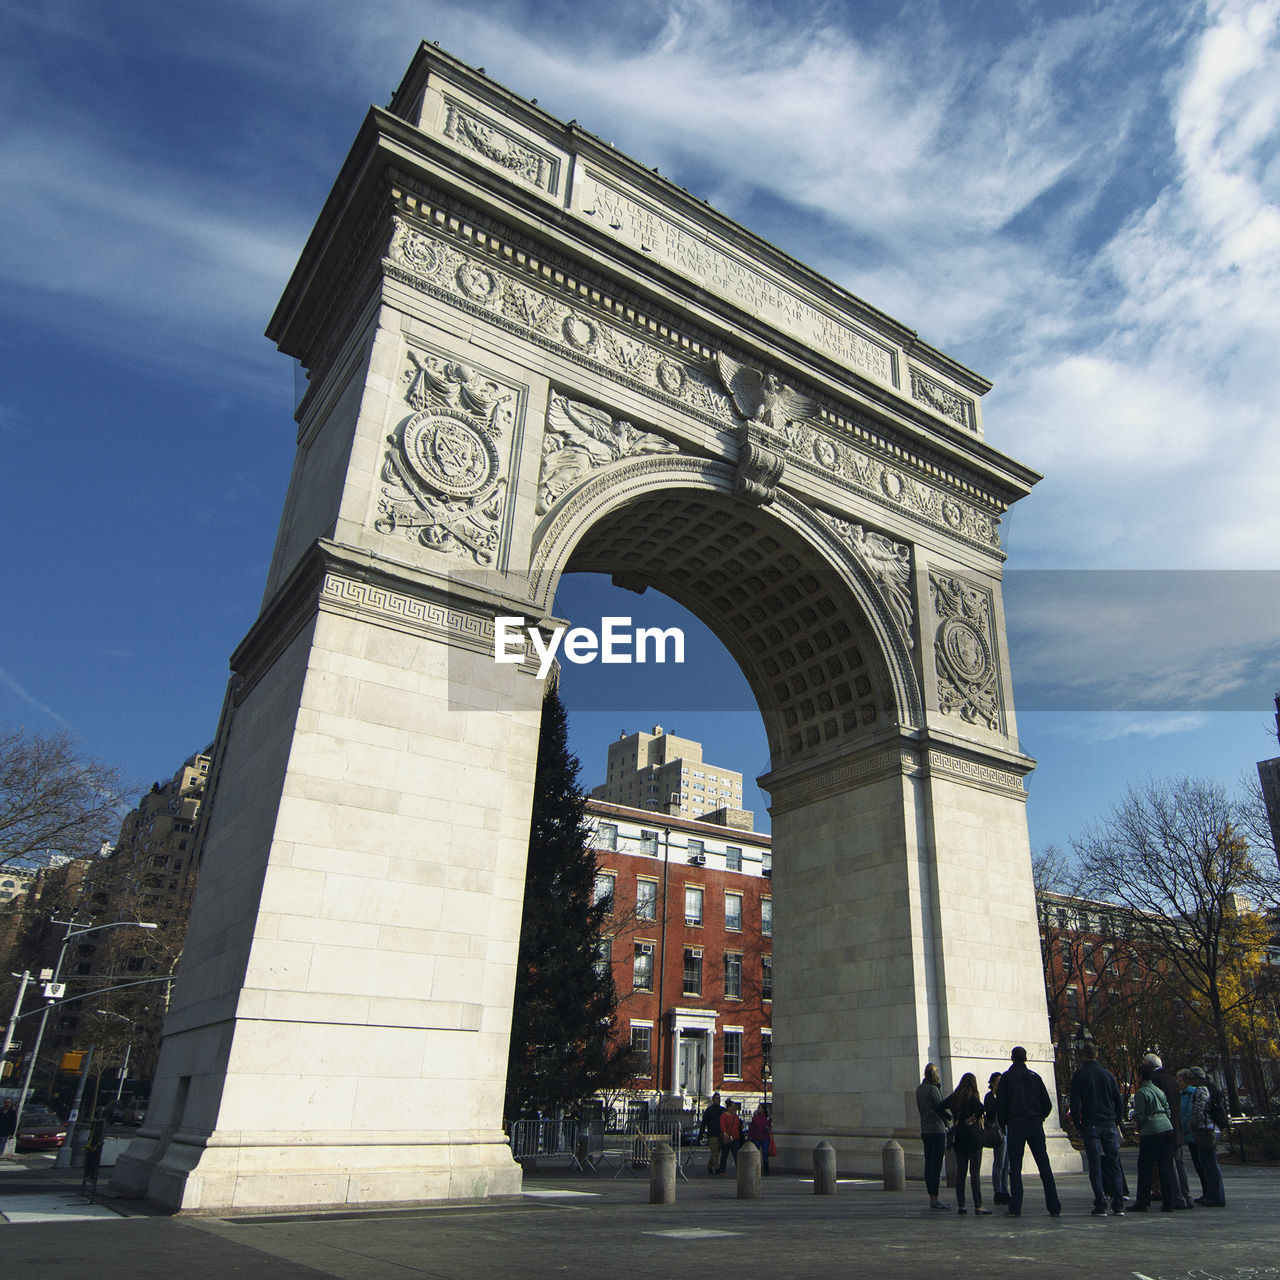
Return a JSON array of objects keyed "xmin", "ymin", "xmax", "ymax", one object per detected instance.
[{"xmin": 588, "ymin": 800, "xmax": 772, "ymax": 1108}]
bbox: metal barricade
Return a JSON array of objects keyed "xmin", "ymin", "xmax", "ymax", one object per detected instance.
[
  {"xmin": 509, "ymin": 1118, "xmax": 581, "ymax": 1167},
  {"xmin": 613, "ymin": 1119, "xmax": 688, "ymax": 1180}
]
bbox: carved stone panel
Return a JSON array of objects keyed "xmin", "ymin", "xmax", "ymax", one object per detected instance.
[
  {"xmin": 909, "ymin": 367, "xmax": 975, "ymax": 432},
  {"xmin": 375, "ymin": 347, "xmax": 520, "ymax": 566},
  {"xmin": 928, "ymin": 572, "xmax": 1003, "ymax": 732},
  {"xmin": 442, "ymin": 98, "xmax": 561, "ymax": 195}
]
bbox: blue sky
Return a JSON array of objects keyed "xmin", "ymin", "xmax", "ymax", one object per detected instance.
[{"xmin": 2, "ymin": 0, "xmax": 1278, "ymax": 851}]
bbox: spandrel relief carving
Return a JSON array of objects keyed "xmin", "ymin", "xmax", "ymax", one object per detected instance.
[
  {"xmin": 537, "ymin": 394, "xmax": 678, "ymax": 515},
  {"xmin": 376, "ymin": 350, "xmax": 516, "ymax": 565},
  {"xmin": 929, "ymin": 572, "xmax": 1003, "ymax": 732},
  {"xmin": 828, "ymin": 519, "xmax": 914, "ymax": 640}
]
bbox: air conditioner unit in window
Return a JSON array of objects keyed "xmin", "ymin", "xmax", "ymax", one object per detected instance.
[
  {"xmin": 688, "ymin": 853, "xmax": 705, "ymax": 866},
  {"xmin": 762, "ymin": 867, "xmax": 772, "ymax": 878}
]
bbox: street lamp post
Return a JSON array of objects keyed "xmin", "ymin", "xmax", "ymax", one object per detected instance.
[{"xmin": 13, "ymin": 918, "xmax": 157, "ymax": 1130}]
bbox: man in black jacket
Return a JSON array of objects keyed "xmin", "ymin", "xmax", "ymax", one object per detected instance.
[
  {"xmin": 699, "ymin": 1092, "xmax": 725, "ymax": 1175},
  {"xmin": 1069, "ymin": 1041, "xmax": 1126, "ymax": 1215},
  {"xmin": 997, "ymin": 1046, "xmax": 1062, "ymax": 1217}
]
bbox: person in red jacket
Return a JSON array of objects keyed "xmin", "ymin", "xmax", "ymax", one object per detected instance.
[
  {"xmin": 746, "ymin": 1103, "xmax": 774, "ymax": 1175},
  {"xmin": 717, "ymin": 1099, "xmax": 742, "ymax": 1174}
]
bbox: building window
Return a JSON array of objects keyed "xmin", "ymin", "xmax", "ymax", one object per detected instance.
[
  {"xmin": 726, "ymin": 846, "xmax": 742, "ymax": 872},
  {"xmin": 640, "ymin": 830, "xmax": 659, "ymax": 855},
  {"xmin": 630, "ymin": 1024, "xmax": 652, "ymax": 1072},
  {"xmin": 636, "ymin": 879, "xmax": 657, "ymax": 921},
  {"xmin": 724, "ymin": 892, "xmax": 743, "ymax": 931},
  {"xmin": 593, "ymin": 872, "xmax": 615, "ymax": 908},
  {"xmin": 634, "ymin": 942, "xmax": 654, "ymax": 992},
  {"xmin": 761, "ymin": 954, "xmax": 772, "ymax": 1001},
  {"xmin": 599, "ymin": 823, "xmax": 618, "ymax": 851},
  {"xmin": 723, "ymin": 1030, "xmax": 743, "ymax": 1078},
  {"xmin": 724, "ymin": 951, "xmax": 743, "ymax": 998},
  {"xmin": 688, "ymin": 839, "xmax": 704, "ymax": 862},
  {"xmin": 762, "ymin": 852, "xmax": 772, "ymax": 878},
  {"xmin": 683, "ymin": 948, "xmax": 703, "ymax": 996},
  {"xmin": 685, "ymin": 886, "xmax": 703, "ymax": 927},
  {"xmin": 593, "ymin": 938, "xmax": 611, "ymax": 979},
  {"xmin": 761, "ymin": 897, "xmax": 772, "ymax": 937},
  {"xmin": 1065, "ymin": 984, "xmax": 1078, "ymax": 1013},
  {"xmin": 762, "ymin": 1030, "xmax": 772, "ymax": 1076}
]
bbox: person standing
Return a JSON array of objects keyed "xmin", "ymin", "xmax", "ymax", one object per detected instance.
[
  {"xmin": 1069, "ymin": 1041, "xmax": 1126, "ymax": 1216},
  {"xmin": 942, "ymin": 1073, "xmax": 991, "ymax": 1214},
  {"xmin": 1132, "ymin": 1060, "xmax": 1177, "ymax": 1211},
  {"xmin": 717, "ymin": 1099, "xmax": 742, "ymax": 1175},
  {"xmin": 1185, "ymin": 1067, "xmax": 1226, "ymax": 1207},
  {"xmin": 746, "ymin": 1103, "xmax": 773, "ymax": 1176},
  {"xmin": 700, "ymin": 1092, "xmax": 725, "ymax": 1176},
  {"xmin": 0, "ymin": 1098, "xmax": 17, "ymax": 1158},
  {"xmin": 916, "ymin": 1063, "xmax": 951, "ymax": 1211},
  {"xmin": 1145, "ymin": 1054, "xmax": 1193, "ymax": 1209},
  {"xmin": 984, "ymin": 1072, "xmax": 1009, "ymax": 1206},
  {"xmin": 996, "ymin": 1046, "xmax": 1061, "ymax": 1218}
]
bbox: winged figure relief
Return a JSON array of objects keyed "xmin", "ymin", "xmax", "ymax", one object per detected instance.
[
  {"xmin": 716, "ymin": 353, "xmax": 816, "ymax": 435},
  {"xmin": 833, "ymin": 520, "xmax": 914, "ymax": 638},
  {"xmin": 537, "ymin": 395, "xmax": 678, "ymax": 514}
]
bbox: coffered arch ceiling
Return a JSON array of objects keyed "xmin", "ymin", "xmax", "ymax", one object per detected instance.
[{"xmin": 554, "ymin": 476, "xmax": 916, "ymax": 773}]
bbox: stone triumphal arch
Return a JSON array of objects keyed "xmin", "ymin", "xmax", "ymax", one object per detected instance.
[{"xmin": 114, "ymin": 45, "xmax": 1068, "ymax": 1213}]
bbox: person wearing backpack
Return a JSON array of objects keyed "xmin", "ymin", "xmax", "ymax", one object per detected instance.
[{"xmin": 1181, "ymin": 1067, "xmax": 1226, "ymax": 1207}]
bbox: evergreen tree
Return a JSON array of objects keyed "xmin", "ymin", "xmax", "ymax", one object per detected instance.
[{"xmin": 504, "ymin": 687, "xmax": 629, "ymax": 1118}]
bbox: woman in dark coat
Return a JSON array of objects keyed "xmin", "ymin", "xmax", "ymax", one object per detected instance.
[
  {"xmin": 943, "ymin": 1073, "xmax": 992, "ymax": 1214},
  {"xmin": 916, "ymin": 1063, "xmax": 951, "ymax": 1210}
]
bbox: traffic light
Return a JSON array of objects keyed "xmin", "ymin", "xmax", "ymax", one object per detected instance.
[
  {"xmin": 59, "ymin": 1050, "xmax": 86, "ymax": 1072},
  {"xmin": 1, "ymin": 1042, "xmax": 20, "ymax": 1082}
]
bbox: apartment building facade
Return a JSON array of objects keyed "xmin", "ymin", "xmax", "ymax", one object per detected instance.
[
  {"xmin": 590, "ymin": 726, "xmax": 747, "ymax": 826},
  {"xmin": 588, "ymin": 799, "xmax": 772, "ymax": 1108}
]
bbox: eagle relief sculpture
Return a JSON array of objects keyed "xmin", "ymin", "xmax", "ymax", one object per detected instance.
[
  {"xmin": 537, "ymin": 394, "xmax": 678, "ymax": 515},
  {"xmin": 716, "ymin": 352, "xmax": 816, "ymax": 504}
]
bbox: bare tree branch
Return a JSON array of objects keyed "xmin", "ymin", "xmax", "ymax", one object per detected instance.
[{"xmin": 0, "ymin": 728, "xmax": 132, "ymax": 868}]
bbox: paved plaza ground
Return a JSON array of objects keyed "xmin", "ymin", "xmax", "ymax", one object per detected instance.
[{"xmin": 2, "ymin": 1148, "xmax": 1277, "ymax": 1280}]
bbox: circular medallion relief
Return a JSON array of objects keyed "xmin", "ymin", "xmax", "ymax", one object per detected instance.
[
  {"xmin": 402, "ymin": 410, "xmax": 500, "ymax": 500},
  {"xmin": 399, "ymin": 231, "xmax": 440, "ymax": 275},
  {"xmin": 812, "ymin": 437, "xmax": 838, "ymax": 469},
  {"xmin": 456, "ymin": 262, "xmax": 501, "ymax": 304},
  {"xmin": 562, "ymin": 314, "xmax": 599, "ymax": 352},
  {"xmin": 880, "ymin": 469, "xmax": 906, "ymax": 501},
  {"xmin": 656, "ymin": 359, "xmax": 686, "ymax": 396},
  {"xmin": 942, "ymin": 498, "xmax": 964, "ymax": 529},
  {"xmin": 939, "ymin": 616, "xmax": 991, "ymax": 684}
]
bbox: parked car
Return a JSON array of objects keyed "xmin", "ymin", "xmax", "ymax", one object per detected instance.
[
  {"xmin": 681, "ymin": 1121, "xmax": 709, "ymax": 1147},
  {"xmin": 16, "ymin": 1107, "xmax": 67, "ymax": 1152}
]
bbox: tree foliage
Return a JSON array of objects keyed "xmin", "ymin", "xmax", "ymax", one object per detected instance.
[
  {"xmin": 0, "ymin": 728, "xmax": 131, "ymax": 868},
  {"xmin": 504, "ymin": 688, "xmax": 631, "ymax": 1119},
  {"xmin": 1071, "ymin": 775, "xmax": 1280, "ymax": 1112}
]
